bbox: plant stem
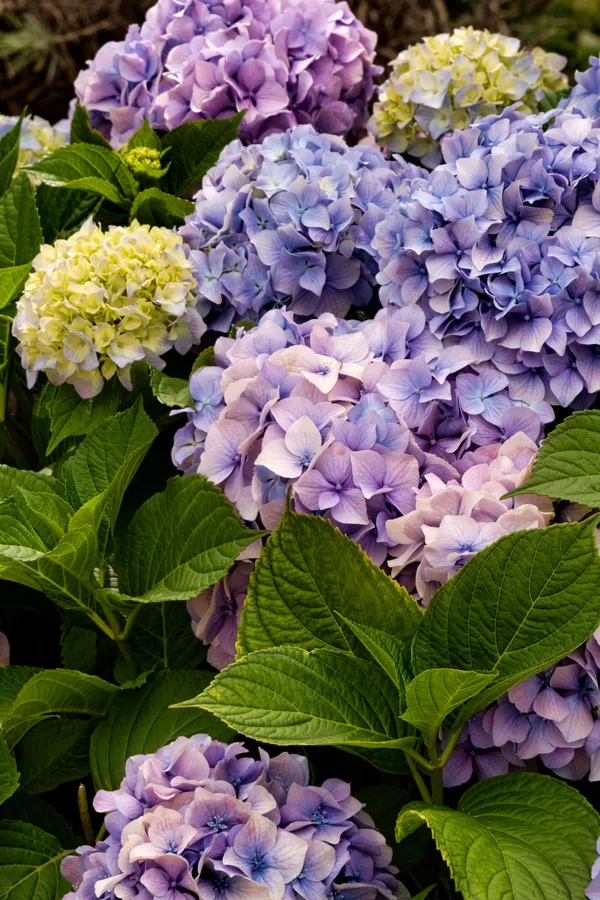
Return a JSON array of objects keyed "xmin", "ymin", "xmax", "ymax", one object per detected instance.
[
  {"xmin": 405, "ymin": 752, "xmax": 432, "ymax": 803},
  {"xmin": 403, "ymin": 745, "xmax": 437, "ymax": 772},
  {"xmin": 430, "ymin": 767, "xmax": 444, "ymax": 806},
  {"xmin": 78, "ymin": 783, "xmax": 95, "ymax": 846},
  {"xmin": 88, "ymin": 609, "xmax": 117, "ymax": 642},
  {"xmin": 120, "ymin": 605, "xmax": 141, "ymax": 642},
  {"xmin": 438, "ymin": 729, "xmax": 461, "ymax": 768}
]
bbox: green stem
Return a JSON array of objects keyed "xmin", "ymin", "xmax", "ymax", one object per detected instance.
[
  {"xmin": 405, "ymin": 752, "xmax": 432, "ymax": 804},
  {"xmin": 78, "ymin": 784, "xmax": 95, "ymax": 846},
  {"xmin": 88, "ymin": 609, "xmax": 116, "ymax": 642},
  {"xmin": 403, "ymin": 744, "xmax": 437, "ymax": 773},
  {"xmin": 95, "ymin": 823, "xmax": 107, "ymax": 844},
  {"xmin": 120, "ymin": 605, "xmax": 141, "ymax": 642},
  {"xmin": 0, "ymin": 375, "xmax": 7, "ymax": 427},
  {"xmin": 438, "ymin": 729, "xmax": 461, "ymax": 768}
]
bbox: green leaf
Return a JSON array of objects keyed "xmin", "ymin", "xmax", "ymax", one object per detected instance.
[
  {"xmin": 126, "ymin": 119, "xmax": 162, "ymax": 152},
  {"xmin": 115, "ymin": 475, "xmax": 263, "ymax": 602},
  {"xmin": 0, "ymin": 467, "xmax": 64, "ymax": 502},
  {"xmin": 401, "ymin": 669, "xmax": 497, "ymax": 748},
  {"xmin": 0, "ymin": 263, "xmax": 31, "ymax": 309},
  {"xmin": 26, "ymin": 144, "xmax": 138, "ymax": 204},
  {"xmin": 0, "ymin": 174, "xmax": 42, "ymax": 267},
  {"xmin": 191, "ymin": 346, "xmax": 215, "ymax": 374},
  {"xmin": 338, "ymin": 616, "xmax": 410, "ymax": 694},
  {"xmin": 90, "ymin": 670, "xmax": 235, "ymax": 790},
  {"xmin": 0, "ymin": 736, "xmax": 18, "ymax": 805},
  {"xmin": 1, "ymin": 669, "xmax": 118, "ymax": 748},
  {"xmin": 60, "ymin": 623, "xmax": 98, "ymax": 673},
  {"xmin": 45, "ymin": 380, "xmax": 125, "ymax": 455},
  {"xmin": 412, "ymin": 518, "xmax": 600, "ymax": 721},
  {"xmin": 36, "ymin": 184, "xmax": 101, "ymax": 243},
  {"xmin": 16, "ymin": 718, "xmax": 91, "ymax": 793},
  {"xmin": 0, "ymin": 316, "xmax": 12, "ymax": 373},
  {"xmin": 130, "ymin": 187, "xmax": 195, "ymax": 228},
  {"xmin": 238, "ymin": 510, "xmax": 421, "ymax": 656},
  {"xmin": 63, "ymin": 400, "xmax": 157, "ymax": 526},
  {"xmin": 0, "ymin": 116, "xmax": 22, "ymax": 197},
  {"xmin": 409, "ymin": 890, "xmax": 435, "ymax": 900},
  {"xmin": 508, "ymin": 410, "xmax": 600, "ymax": 506},
  {"xmin": 1, "ymin": 793, "xmax": 79, "ymax": 848},
  {"xmin": 129, "ymin": 602, "xmax": 206, "ymax": 671},
  {"xmin": 0, "ymin": 668, "xmax": 40, "ymax": 724},
  {"xmin": 148, "ymin": 369, "xmax": 193, "ymax": 408},
  {"xmin": 396, "ymin": 774, "xmax": 600, "ymax": 900},
  {"xmin": 160, "ymin": 114, "xmax": 244, "ymax": 195},
  {"xmin": 338, "ymin": 745, "xmax": 411, "ymax": 775},
  {"xmin": 70, "ymin": 103, "xmax": 112, "ymax": 149},
  {"xmin": 183, "ymin": 646, "xmax": 415, "ymax": 748},
  {"xmin": 0, "ymin": 820, "xmax": 70, "ymax": 899}
]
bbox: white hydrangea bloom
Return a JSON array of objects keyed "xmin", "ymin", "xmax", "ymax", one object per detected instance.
[
  {"xmin": 369, "ymin": 27, "xmax": 568, "ymax": 166},
  {"xmin": 13, "ymin": 219, "xmax": 205, "ymax": 398}
]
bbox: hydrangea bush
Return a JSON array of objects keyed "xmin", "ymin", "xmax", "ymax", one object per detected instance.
[
  {"xmin": 368, "ymin": 27, "xmax": 568, "ymax": 166},
  {"xmin": 62, "ymin": 736, "xmax": 405, "ymax": 900},
  {"xmin": 0, "ymin": 21, "xmax": 600, "ymax": 900},
  {"xmin": 74, "ymin": 0, "xmax": 380, "ymax": 147}
]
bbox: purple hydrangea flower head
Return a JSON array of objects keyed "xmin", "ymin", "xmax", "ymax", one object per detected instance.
[
  {"xmin": 62, "ymin": 736, "xmax": 405, "ymax": 900},
  {"xmin": 74, "ymin": 0, "xmax": 381, "ymax": 147},
  {"xmin": 180, "ymin": 126, "xmax": 418, "ymax": 329}
]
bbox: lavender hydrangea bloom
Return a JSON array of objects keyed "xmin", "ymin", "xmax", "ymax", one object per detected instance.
[
  {"xmin": 180, "ymin": 127, "xmax": 419, "ymax": 329},
  {"xmin": 369, "ymin": 101, "xmax": 600, "ymax": 413},
  {"xmin": 62, "ymin": 737, "xmax": 406, "ymax": 900},
  {"xmin": 74, "ymin": 0, "xmax": 380, "ymax": 147},
  {"xmin": 588, "ymin": 836, "xmax": 600, "ymax": 899}
]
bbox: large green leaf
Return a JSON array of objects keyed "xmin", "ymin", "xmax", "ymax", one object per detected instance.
[
  {"xmin": 0, "ymin": 736, "xmax": 18, "ymax": 805},
  {"xmin": 412, "ymin": 518, "xmax": 600, "ymax": 721},
  {"xmin": 69, "ymin": 104, "xmax": 111, "ymax": 149},
  {"xmin": 129, "ymin": 602, "xmax": 206, "ymax": 671},
  {"xmin": 16, "ymin": 718, "xmax": 91, "ymax": 794},
  {"xmin": 0, "ymin": 668, "xmax": 40, "ymax": 723},
  {"xmin": 45, "ymin": 380, "xmax": 124, "ymax": 455},
  {"xmin": 160, "ymin": 114, "xmax": 244, "ymax": 195},
  {"xmin": 509, "ymin": 410, "xmax": 600, "ymax": 506},
  {"xmin": 0, "ymin": 174, "xmax": 42, "ymax": 267},
  {"xmin": 183, "ymin": 646, "xmax": 415, "ymax": 748},
  {"xmin": 0, "ymin": 117, "xmax": 22, "ymax": 197},
  {"xmin": 115, "ymin": 475, "xmax": 262, "ymax": 602},
  {"xmin": 396, "ymin": 774, "xmax": 600, "ymax": 900},
  {"xmin": 0, "ymin": 466, "xmax": 65, "ymax": 502},
  {"xmin": 401, "ymin": 669, "xmax": 497, "ymax": 748},
  {"xmin": 63, "ymin": 400, "xmax": 157, "ymax": 525},
  {"xmin": 1, "ymin": 793, "xmax": 79, "ymax": 849},
  {"xmin": 36, "ymin": 184, "xmax": 101, "ymax": 244},
  {"xmin": 130, "ymin": 188, "xmax": 195, "ymax": 228},
  {"xmin": 0, "ymin": 263, "xmax": 30, "ymax": 309},
  {"xmin": 26, "ymin": 144, "xmax": 138, "ymax": 204},
  {"xmin": 0, "ymin": 820, "xmax": 70, "ymax": 900},
  {"xmin": 238, "ymin": 510, "xmax": 421, "ymax": 656},
  {"xmin": 338, "ymin": 616, "xmax": 412, "ymax": 700},
  {"xmin": 1, "ymin": 669, "xmax": 118, "ymax": 748},
  {"xmin": 90, "ymin": 670, "xmax": 235, "ymax": 790}
]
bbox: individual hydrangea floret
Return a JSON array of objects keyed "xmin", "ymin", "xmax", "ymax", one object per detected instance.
[
  {"xmin": 588, "ymin": 836, "xmax": 600, "ymax": 899},
  {"xmin": 565, "ymin": 56, "xmax": 600, "ymax": 118},
  {"xmin": 0, "ymin": 113, "xmax": 69, "ymax": 175},
  {"xmin": 188, "ymin": 560, "xmax": 254, "ymax": 669},
  {"xmin": 74, "ymin": 0, "xmax": 380, "ymax": 148},
  {"xmin": 369, "ymin": 104, "xmax": 600, "ymax": 415},
  {"xmin": 13, "ymin": 218, "xmax": 205, "ymax": 398},
  {"xmin": 444, "ymin": 628, "xmax": 600, "ymax": 786},
  {"xmin": 61, "ymin": 735, "xmax": 407, "ymax": 900},
  {"xmin": 368, "ymin": 27, "xmax": 567, "ymax": 166},
  {"xmin": 180, "ymin": 125, "xmax": 424, "ymax": 330}
]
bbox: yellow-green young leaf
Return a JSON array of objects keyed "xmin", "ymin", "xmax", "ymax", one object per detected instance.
[
  {"xmin": 508, "ymin": 410, "xmax": 600, "ymax": 506},
  {"xmin": 1, "ymin": 669, "xmax": 118, "ymax": 749},
  {"xmin": 401, "ymin": 669, "xmax": 497, "ymax": 748},
  {"xmin": 115, "ymin": 475, "xmax": 264, "ymax": 602},
  {"xmin": 0, "ymin": 735, "xmax": 19, "ymax": 804},
  {"xmin": 148, "ymin": 369, "xmax": 193, "ymax": 408},
  {"xmin": 0, "ymin": 263, "xmax": 30, "ymax": 309},
  {"xmin": 90, "ymin": 670, "xmax": 234, "ymax": 791},
  {"xmin": 126, "ymin": 118, "xmax": 162, "ymax": 152},
  {"xmin": 412, "ymin": 518, "xmax": 600, "ymax": 721},
  {"xmin": 238, "ymin": 510, "xmax": 421, "ymax": 656},
  {"xmin": 396, "ymin": 774, "xmax": 600, "ymax": 900},
  {"xmin": 181, "ymin": 646, "xmax": 415, "ymax": 749},
  {"xmin": 0, "ymin": 820, "xmax": 71, "ymax": 899},
  {"xmin": 0, "ymin": 174, "xmax": 43, "ymax": 267},
  {"xmin": 63, "ymin": 400, "xmax": 157, "ymax": 526}
]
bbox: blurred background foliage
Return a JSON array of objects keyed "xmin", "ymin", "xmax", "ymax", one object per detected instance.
[{"xmin": 0, "ymin": 0, "xmax": 599, "ymax": 122}]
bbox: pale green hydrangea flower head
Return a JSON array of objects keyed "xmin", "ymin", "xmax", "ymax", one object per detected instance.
[
  {"xmin": 0, "ymin": 113, "xmax": 69, "ymax": 174},
  {"xmin": 13, "ymin": 219, "xmax": 205, "ymax": 398},
  {"xmin": 368, "ymin": 26, "xmax": 568, "ymax": 166}
]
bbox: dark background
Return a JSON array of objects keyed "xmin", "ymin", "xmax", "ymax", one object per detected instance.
[{"xmin": 0, "ymin": 0, "xmax": 598, "ymax": 123}]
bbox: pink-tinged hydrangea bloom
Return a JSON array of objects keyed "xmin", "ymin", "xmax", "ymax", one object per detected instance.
[
  {"xmin": 62, "ymin": 736, "xmax": 406, "ymax": 900},
  {"xmin": 180, "ymin": 126, "xmax": 421, "ymax": 331},
  {"xmin": 74, "ymin": 0, "xmax": 380, "ymax": 147}
]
